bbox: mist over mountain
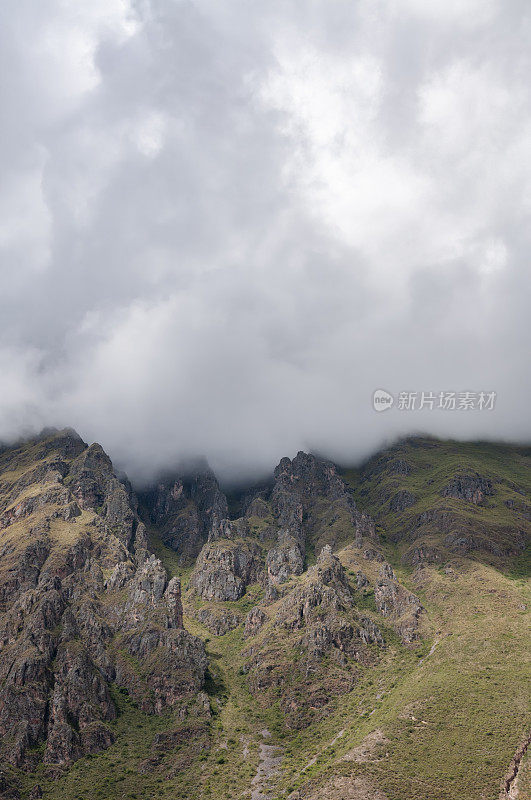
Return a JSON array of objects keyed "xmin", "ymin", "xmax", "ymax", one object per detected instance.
[{"xmin": 1, "ymin": 0, "xmax": 530, "ymax": 483}]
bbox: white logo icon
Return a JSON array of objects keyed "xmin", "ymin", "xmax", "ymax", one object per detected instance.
[{"xmin": 372, "ymin": 389, "xmax": 394, "ymax": 411}]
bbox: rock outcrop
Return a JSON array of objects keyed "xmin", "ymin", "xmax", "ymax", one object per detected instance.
[
  {"xmin": 261, "ymin": 452, "xmax": 372, "ymax": 584},
  {"xmin": 266, "ymin": 532, "xmax": 304, "ymax": 583},
  {"xmin": 441, "ymin": 473, "xmax": 494, "ymax": 504},
  {"xmin": 0, "ymin": 430, "xmax": 207, "ymax": 779},
  {"xmin": 244, "ymin": 606, "xmax": 267, "ymax": 638},
  {"xmin": 189, "ymin": 539, "xmax": 263, "ymax": 601},
  {"xmin": 195, "ymin": 607, "xmax": 242, "ymax": 636},
  {"xmin": 187, "ymin": 451, "xmax": 379, "ymax": 607},
  {"xmin": 66, "ymin": 442, "xmax": 142, "ymax": 551},
  {"xmin": 148, "ymin": 467, "xmax": 229, "ymax": 563},
  {"xmin": 374, "ymin": 563, "xmax": 424, "ymax": 643},
  {"xmin": 244, "ymin": 546, "xmax": 384, "ymax": 727},
  {"xmin": 389, "ymin": 490, "xmax": 417, "ymax": 513}
]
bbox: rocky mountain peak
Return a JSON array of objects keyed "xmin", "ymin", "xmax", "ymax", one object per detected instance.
[
  {"xmin": 0, "ymin": 432, "xmax": 206, "ymax": 782},
  {"xmin": 146, "ymin": 465, "xmax": 229, "ymax": 565}
]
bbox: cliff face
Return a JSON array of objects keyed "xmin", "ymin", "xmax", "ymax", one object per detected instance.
[
  {"xmin": 0, "ymin": 430, "xmax": 206, "ymax": 781},
  {"xmin": 240, "ymin": 545, "xmax": 389, "ymax": 730},
  {"xmin": 146, "ymin": 469, "xmax": 229, "ymax": 564},
  {"xmin": 179, "ymin": 451, "xmax": 379, "ymax": 605},
  {"xmin": 179, "ymin": 451, "xmax": 424, "ymax": 730}
]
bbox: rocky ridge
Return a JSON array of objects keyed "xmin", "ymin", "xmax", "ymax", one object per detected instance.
[
  {"xmin": 146, "ymin": 467, "xmax": 228, "ymax": 564},
  {"xmin": 158, "ymin": 452, "xmax": 426, "ymax": 731},
  {"xmin": 176, "ymin": 451, "xmax": 380, "ymax": 606},
  {"xmin": 0, "ymin": 430, "xmax": 207, "ymax": 791}
]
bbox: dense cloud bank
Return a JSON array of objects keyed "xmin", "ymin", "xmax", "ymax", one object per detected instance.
[{"xmin": 0, "ymin": 0, "xmax": 530, "ymax": 482}]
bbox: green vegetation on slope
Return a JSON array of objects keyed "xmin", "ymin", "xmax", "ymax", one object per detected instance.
[
  {"xmin": 278, "ymin": 557, "xmax": 530, "ymax": 800},
  {"xmin": 343, "ymin": 437, "xmax": 530, "ymax": 568}
]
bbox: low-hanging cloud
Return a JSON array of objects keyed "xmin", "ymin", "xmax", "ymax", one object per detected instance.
[{"xmin": 0, "ymin": 0, "xmax": 530, "ymax": 484}]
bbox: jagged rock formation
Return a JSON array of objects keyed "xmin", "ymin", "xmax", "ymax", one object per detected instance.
[
  {"xmin": 66, "ymin": 442, "xmax": 142, "ymax": 550},
  {"xmin": 373, "ymin": 563, "xmax": 424, "ymax": 643},
  {"xmin": 195, "ymin": 607, "xmax": 242, "ymax": 635},
  {"xmin": 241, "ymin": 546, "xmax": 385, "ymax": 728},
  {"xmin": 441, "ymin": 473, "xmax": 494, "ymax": 504},
  {"xmin": 189, "ymin": 538, "xmax": 263, "ymax": 601},
  {"xmin": 147, "ymin": 467, "xmax": 228, "ymax": 564},
  {"xmin": 244, "ymin": 606, "xmax": 267, "ymax": 638},
  {"xmin": 266, "ymin": 531, "xmax": 304, "ymax": 583},
  {"xmin": 389, "ymin": 490, "xmax": 417, "ymax": 512},
  {"xmin": 0, "ymin": 430, "xmax": 206, "ymax": 784},
  {"xmin": 267, "ymin": 452, "xmax": 362, "ymax": 576},
  {"xmin": 188, "ymin": 451, "xmax": 378, "ymax": 601}
]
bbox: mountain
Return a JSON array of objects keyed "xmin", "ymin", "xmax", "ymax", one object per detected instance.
[{"xmin": 0, "ymin": 430, "xmax": 529, "ymax": 800}]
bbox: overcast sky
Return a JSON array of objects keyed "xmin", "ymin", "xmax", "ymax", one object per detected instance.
[{"xmin": 0, "ymin": 0, "xmax": 530, "ymax": 483}]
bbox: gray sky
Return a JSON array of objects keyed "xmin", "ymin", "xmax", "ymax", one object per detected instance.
[{"xmin": 0, "ymin": 0, "xmax": 530, "ymax": 483}]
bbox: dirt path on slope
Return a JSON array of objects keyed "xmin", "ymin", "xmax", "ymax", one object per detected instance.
[
  {"xmin": 251, "ymin": 729, "xmax": 283, "ymax": 800},
  {"xmin": 500, "ymin": 733, "xmax": 531, "ymax": 799}
]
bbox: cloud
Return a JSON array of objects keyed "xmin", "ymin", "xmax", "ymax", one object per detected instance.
[{"xmin": 0, "ymin": 0, "xmax": 530, "ymax": 483}]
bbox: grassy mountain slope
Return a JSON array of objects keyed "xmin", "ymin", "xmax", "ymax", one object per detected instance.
[{"xmin": 344, "ymin": 437, "xmax": 530, "ymax": 568}]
